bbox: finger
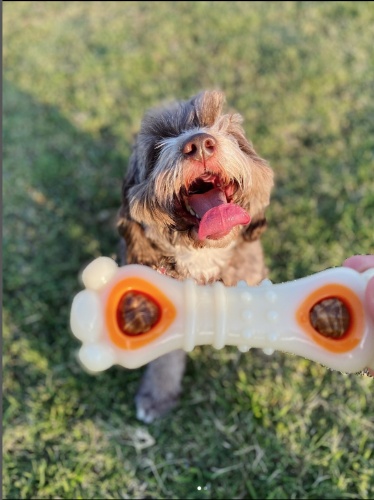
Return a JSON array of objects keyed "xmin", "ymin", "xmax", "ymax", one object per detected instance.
[
  {"xmin": 365, "ymin": 276, "xmax": 374, "ymax": 321},
  {"xmin": 343, "ymin": 255, "xmax": 374, "ymax": 272},
  {"xmin": 364, "ymin": 278, "xmax": 374, "ymax": 377}
]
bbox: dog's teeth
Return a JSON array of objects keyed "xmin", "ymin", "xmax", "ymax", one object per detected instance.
[
  {"xmin": 190, "ymin": 208, "xmax": 200, "ymax": 219},
  {"xmin": 185, "ymin": 200, "xmax": 199, "ymax": 218}
]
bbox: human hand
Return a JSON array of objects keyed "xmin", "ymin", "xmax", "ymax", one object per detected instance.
[{"xmin": 343, "ymin": 255, "xmax": 374, "ymax": 377}]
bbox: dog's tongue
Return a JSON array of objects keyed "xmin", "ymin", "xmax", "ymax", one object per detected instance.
[{"xmin": 188, "ymin": 188, "xmax": 250, "ymax": 240}]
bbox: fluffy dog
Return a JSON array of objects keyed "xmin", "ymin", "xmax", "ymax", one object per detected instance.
[{"xmin": 118, "ymin": 90, "xmax": 274, "ymax": 423}]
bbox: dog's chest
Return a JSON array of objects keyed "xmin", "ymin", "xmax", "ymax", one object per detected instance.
[{"xmin": 173, "ymin": 244, "xmax": 235, "ymax": 283}]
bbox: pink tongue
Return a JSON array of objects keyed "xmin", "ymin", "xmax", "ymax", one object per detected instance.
[{"xmin": 188, "ymin": 188, "xmax": 251, "ymax": 240}]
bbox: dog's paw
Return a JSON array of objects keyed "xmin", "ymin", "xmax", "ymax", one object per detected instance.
[
  {"xmin": 135, "ymin": 387, "xmax": 181, "ymax": 423},
  {"xmin": 134, "ymin": 350, "xmax": 186, "ymax": 423}
]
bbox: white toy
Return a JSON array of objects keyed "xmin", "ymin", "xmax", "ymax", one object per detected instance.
[{"xmin": 70, "ymin": 257, "xmax": 374, "ymax": 374}]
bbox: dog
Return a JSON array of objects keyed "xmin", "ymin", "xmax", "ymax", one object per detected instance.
[{"xmin": 118, "ymin": 90, "xmax": 274, "ymax": 423}]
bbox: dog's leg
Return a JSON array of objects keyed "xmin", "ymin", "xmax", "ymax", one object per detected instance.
[
  {"xmin": 135, "ymin": 349, "xmax": 187, "ymax": 423},
  {"xmin": 117, "ymin": 222, "xmax": 187, "ymax": 422}
]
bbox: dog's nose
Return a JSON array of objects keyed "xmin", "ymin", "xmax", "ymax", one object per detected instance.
[{"xmin": 182, "ymin": 133, "xmax": 216, "ymax": 161}]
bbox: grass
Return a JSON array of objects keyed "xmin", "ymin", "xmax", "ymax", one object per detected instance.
[{"xmin": 3, "ymin": 1, "xmax": 374, "ymax": 498}]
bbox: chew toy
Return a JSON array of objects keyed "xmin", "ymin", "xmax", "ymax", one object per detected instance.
[{"xmin": 70, "ymin": 257, "xmax": 374, "ymax": 373}]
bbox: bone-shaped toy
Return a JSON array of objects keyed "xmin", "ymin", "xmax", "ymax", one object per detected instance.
[{"xmin": 70, "ymin": 257, "xmax": 374, "ymax": 373}]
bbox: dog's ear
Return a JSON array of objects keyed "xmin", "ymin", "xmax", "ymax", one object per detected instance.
[
  {"xmin": 117, "ymin": 213, "xmax": 164, "ymax": 266},
  {"xmin": 191, "ymin": 90, "xmax": 225, "ymax": 127},
  {"xmin": 122, "ymin": 134, "xmax": 150, "ymax": 186},
  {"xmin": 227, "ymin": 114, "xmax": 274, "ymax": 220},
  {"xmin": 248, "ymin": 154, "xmax": 273, "ymax": 220},
  {"xmin": 242, "ymin": 214, "xmax": 268, "ymax": 241},
  {"xmin": 227, "ymin": 114, "xmax": 257, "ymax": 156}
]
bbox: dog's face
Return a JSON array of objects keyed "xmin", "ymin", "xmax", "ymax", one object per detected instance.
[{"xmin": 122, "ymin": 90, "xmax": 273, "ymax": 249}]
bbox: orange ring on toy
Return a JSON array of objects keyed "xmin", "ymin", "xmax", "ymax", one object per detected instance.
[
  {"xmin": 105, "ymin": 277, "xmax": 176, "ymax": 350},
  {"xmin": 296, "ymin": 284, "xmax": 364, "ymax": 353}
]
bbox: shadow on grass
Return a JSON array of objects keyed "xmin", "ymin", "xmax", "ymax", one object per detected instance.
[{"xmin": 3, "ymin": 80, "xmax": 144, "ymax": 417}]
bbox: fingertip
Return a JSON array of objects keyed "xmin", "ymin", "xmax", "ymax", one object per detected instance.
[
  {"xmin": 365, "ymin": 275, "xmax": 374, "ymax": 321},
  {"xmin": 343, "ymin": 255, "xmax": 374, "ymax": 272}
]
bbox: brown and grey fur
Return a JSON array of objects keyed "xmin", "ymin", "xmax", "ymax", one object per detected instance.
[{"xmin": 118, "ymin": 90, "xmax": 274, "ymax": 423}]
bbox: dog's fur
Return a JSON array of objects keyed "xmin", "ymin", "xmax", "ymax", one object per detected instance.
[{"xmin": 118, "ymin": 90, "xmax": 274, "ymax": 423}]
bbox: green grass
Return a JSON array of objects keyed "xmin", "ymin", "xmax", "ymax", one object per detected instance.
[{"xmin": 3, "ymin": 1, "xmax": 374, "ymax": 498}]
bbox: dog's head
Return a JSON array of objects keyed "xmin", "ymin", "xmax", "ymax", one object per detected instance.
[{"xmin": 120, "ymin": 90, "xmax": 273, "ymax": 249}]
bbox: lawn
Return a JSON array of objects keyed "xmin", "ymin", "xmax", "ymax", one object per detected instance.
[{"xmin": 3, "ymin": 1, "xmax": 374, "ymax": 498}]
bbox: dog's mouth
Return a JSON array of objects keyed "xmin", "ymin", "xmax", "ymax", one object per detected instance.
[{"xmin": 180, "ymin": 173, "xmax": 251, "ymax": 240}]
